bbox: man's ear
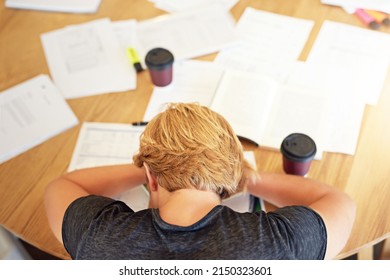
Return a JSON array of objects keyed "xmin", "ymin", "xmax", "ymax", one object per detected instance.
[{"xmin": 144, "ymin": 163, "xmax": 158, "ymax": 192}]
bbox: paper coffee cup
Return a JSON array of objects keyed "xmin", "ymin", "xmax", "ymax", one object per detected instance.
[
  {"xmin": 280, "ymin": 133, "xmax": 316, "ymax": 176},
  {"xmin": 145, "ymin": 48, "xmax": 174, "ymax": 87}
]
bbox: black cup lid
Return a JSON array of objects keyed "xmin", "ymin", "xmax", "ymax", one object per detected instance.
[
  {"xmin": 145, "ymin": 48, "xmax": 174, "ymax": 70},
  {"xmin": 280, "ymin": 133, "xmax": 316, "ymax": 162}
]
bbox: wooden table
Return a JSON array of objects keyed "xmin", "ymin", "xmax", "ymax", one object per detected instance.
[{"xmin": 1, "ymin": 0, "xmax": 389, "ymax": 260}]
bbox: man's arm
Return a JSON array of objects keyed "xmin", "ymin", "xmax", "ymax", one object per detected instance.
[
  {"xmin": 245, "ymin": 171, "xmax": 356, "ymax": 259},
  {"xmin": 44, "ymin": 164, "xmax": 146, "ymax": 243}
]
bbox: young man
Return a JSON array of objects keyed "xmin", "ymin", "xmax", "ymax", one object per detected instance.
[{"xmin": 45, "ymin": 103, "xmax": 356, "ymax": 259}]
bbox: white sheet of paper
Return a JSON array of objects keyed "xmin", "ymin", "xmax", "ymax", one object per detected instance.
[
  {"xmin": 111, "ymin": 19, "xmax": 147, "ymax": 71},
  {"xmin": 143, "ymin": 60, "xmax": 225, "ymax": 121},
  {"xmin": 137, "ymin": 6, "xmax": 238, "ymax": 60},
  {"xmin": 41, "ymin": 18, "xmax": 136, "ymax": 99},
  {"xmin": 5, "ymin": 0, "xmax": 101, "ymax": 13},
  {"xmin": 210, "ymin": 70, "xmax": 279, "ymax": 147},
  {"xmin": 307, "ymin": 21, "xmax": 390, "ymax": 105},
  {"xmin": 215, "ymin": 7, "xmax": 314, "ymax": 82},
  {"xmin": 67, "ymin": 122, "xmax": 144, "ymax": 171},
  {"xmin": 0, "ymin": 75, "xmax": 78, "ymax": 164},
  {"xmin": 150, "ymin": 0, "xmax": 238, "ymax": 13},
  {"xmin": 320, "ymin": 0, "xmax": 390, "ymax": 13},
  {"xmin": 288, "ymin": 61, "xmax": 366, "ymax": 155},
  {"xmin": 260, "ymin": 84, "xmax": 331, "ymax": 159}
]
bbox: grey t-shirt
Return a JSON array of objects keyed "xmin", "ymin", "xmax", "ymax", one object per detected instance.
[{"xmin": 62, "ymin": 195, "xmax": 327, "ymax": 259}]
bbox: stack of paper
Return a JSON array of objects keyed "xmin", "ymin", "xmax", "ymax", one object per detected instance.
[
  {"xmin": 5, "ymin": 0, "xmax": 102, "ymax": 14},
  {"xmin": 0, "ymin": 75, "xmax": 78, "ymax": 165}
]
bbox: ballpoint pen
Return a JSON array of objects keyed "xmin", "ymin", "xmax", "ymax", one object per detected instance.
[{"xmin": 132, "ymin": 121, "xmax": 149, "ymax": 126}]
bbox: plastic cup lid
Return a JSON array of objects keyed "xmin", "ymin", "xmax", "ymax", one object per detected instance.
[
  {"xmin": 145, "ymin": 48, "xmax": 174, "ymax": 70},
  {"xmin": 280, "ymin": 133, "xmax": 316, "ymax": 162}
]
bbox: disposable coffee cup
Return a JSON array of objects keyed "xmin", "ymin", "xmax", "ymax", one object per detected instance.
[
  {"xmin": 145, "ymin": 48, "xmax": 174, "ymax": 87},
  {"xmin": 280, "ymin": 133, "xmax": 316, "ymax": 176}
]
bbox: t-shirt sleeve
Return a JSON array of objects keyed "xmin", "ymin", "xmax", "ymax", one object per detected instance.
[
  {"xmin": 265, "ymin": 206, "xmax": 327, "ymax": 259},
  {"xmin": 62, "ymin": 195, "xmax": 132, "ymax": 258}
]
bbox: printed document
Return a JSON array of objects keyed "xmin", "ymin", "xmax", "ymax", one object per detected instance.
[
  {"xmin": 5, "ymin": 0, "xmax": 101, "ymax": 13},
  {"xmin": 41, "ymin": 18, "xmax": 136, "ymax": 99},
  {"xmin": 0, "ymin": 75, "xmax": 78, "ymax": 164},
  {"xmin": 112, "ymin": 19, "xmax": 146, "ymax": 69},
  {"xmin": 149, "ymin": 0, "xmax": 238, "ymax": 13},
  {"xmin": 137, "ymin": 6, "xmax": 238, "ymax": 60},
  {"xmin": 288, "ymin": 61, "xmax": 366, "ymax": 155},
  {"xmin": 307, "ymin": 20, "xmax": 390, "ymax": 105},
  {"xmin": 67, "ymin": 122, "xmax": 144, "ymax": 171},
  {"xmin": 215, "ymin": 7, "xmax": 314, "ymax": 82}
]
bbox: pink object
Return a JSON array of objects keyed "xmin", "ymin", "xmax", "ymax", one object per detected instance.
[
  {"xmin": 280, "ymin": 133, "xmax": 316, "ymax": 176},
  {"xmin": 145, "ymin": 48, "xmax": 174, "ymax": 87},
  {"xmin": 355, "ymin": 9, "xmax": 380, "ymax": 29}
]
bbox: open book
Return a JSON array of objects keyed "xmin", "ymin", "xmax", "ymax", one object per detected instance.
[{"xmin": 209, "ymin": 70, "xmax": 331, "ymax": 159}]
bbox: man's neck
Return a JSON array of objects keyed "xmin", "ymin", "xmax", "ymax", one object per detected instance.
[{"xmin": 158, "ymin": 189, "xmax": 221, "ymax": 227}]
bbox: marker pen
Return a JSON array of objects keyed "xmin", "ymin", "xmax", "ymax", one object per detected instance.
[
  {"xmin": 364, "ymin": 10, "xmax": 390, "ymax": 27},
  {"xmin": 126, "ymin": 47, "xmax": 144, "ymax": 72},
  {"xmin": 355, "ymin": 9, "xmax": 380, "ymax": 29}
]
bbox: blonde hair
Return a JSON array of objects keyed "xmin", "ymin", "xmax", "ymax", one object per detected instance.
[{"xmin": 133, "ymin": 103, "xmax": 245, "ymax": 198}]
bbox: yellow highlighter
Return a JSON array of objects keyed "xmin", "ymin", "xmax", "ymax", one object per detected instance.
[
  {"xmin": 126, "ymin": 47, "xmax": 144, "ymax": 72},
  {"xmin": 365, "ymin": 10, "xmax": 390, "ymax": 26}
]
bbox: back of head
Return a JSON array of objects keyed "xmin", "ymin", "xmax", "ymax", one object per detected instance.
[{"xmin": 133, "ymin": 103, "xmax": 244, "ymax": 198}]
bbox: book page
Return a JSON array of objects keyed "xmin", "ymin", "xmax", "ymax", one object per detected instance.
[
  {"xmin": 143, "ymin": 60, "xmax": 224, "ymax": 121},
  {"xmin": 210, "ymin": 70, "xmax": 279, "ymax": 146},
  {"xmin": 288, "ymin": 61, "xmax": 366, "ymax": 155},
  {"xmin": 261, "ymin": 84, "xmax": 332, "ymax": 160}
]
